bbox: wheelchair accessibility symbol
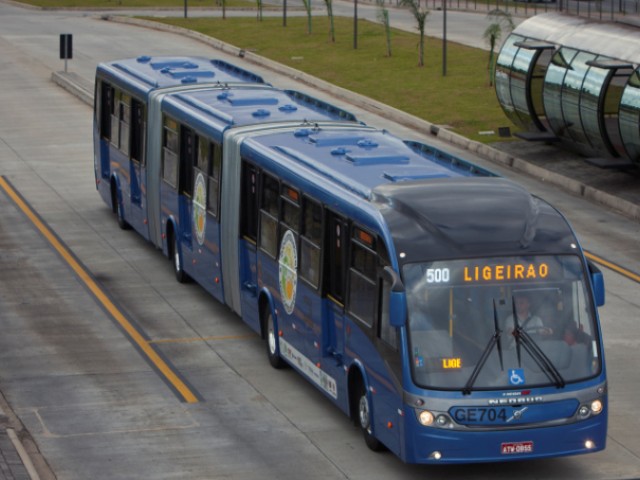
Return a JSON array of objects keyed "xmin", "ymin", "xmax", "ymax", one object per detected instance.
[{"xmin": 509, "ymin": 369, "xmax": 525, "ymax": 386}]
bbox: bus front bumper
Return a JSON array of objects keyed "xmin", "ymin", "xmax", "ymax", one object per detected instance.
[{"xmin": 403, "ymin": 414, "xmax": 607, "ymax": 464}]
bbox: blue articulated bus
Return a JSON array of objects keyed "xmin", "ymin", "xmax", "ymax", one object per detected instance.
[{"xmin": 93, "ymin": 56, "xmax": 607, "ymax": 464}]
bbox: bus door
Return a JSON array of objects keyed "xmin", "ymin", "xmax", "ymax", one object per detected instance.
[
  {"xmin": 237, "ymin": 160, "xmax": 260, "ymax": 330},
  {"xmin": 347, "ymin": 227, "xmax": 402, "ymax": 453},
  {"xmin": 109, "ymin": 90, "xmax": 134, "ymax": 227},
  {"xmin": 128, "ymin": 97, "xmax": 147, "ymax": 238},
  {"xmin": 177, "ymin": 125, "xmax": 195, "ymax": 266},
  {"xmin": 296, "ymin": 196, "xmax": 324, "ymax": 368},
  {"xmin": 322, "ymin": 211, "xmax": 349, "ymax": 387},
  {"xmin": 369, "ymin": 269, "xmax": 403, "ymax": 454},
  {"xmin": 96, "ymin": 80, "xmax": 113, "ymax": 184}
]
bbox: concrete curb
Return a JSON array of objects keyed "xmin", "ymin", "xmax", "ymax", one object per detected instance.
[
  {"xmin": 7, "ymin": 429, "xmax": 41, "ymax": 480},
  {"xmin": 51, "ymin": 71, "xmax": 93, "ymax": 106},
  {"xmin": 74, "ymin": 15, "xmax": 640, "ymax": 221},
  {"xmin": 0, "ymin": 391, "xmax": 54, "ymax": 480}
]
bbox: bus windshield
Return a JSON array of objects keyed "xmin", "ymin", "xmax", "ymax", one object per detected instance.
[{"xmin": 403, "ymin": 255, "xmax": 600, "ymax": 391}]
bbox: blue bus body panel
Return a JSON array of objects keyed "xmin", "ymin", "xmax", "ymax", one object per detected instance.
[
  {"xmin": 162, "ymin": 86, "xmax": 357, "ymax": 132},
  {"xmin": 242, "ymin": 127, "xmax": 487, "ymax": 201},
  {"xmin": 96, "ymin": 56, "xmax": 266, "ymax": 98}
]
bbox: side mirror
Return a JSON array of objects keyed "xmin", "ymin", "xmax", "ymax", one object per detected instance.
[
  {"xmin": 383, "ymin": 266, "xmax": 406, "ymax": 327},
  {"xmin": 588, "ymin": 261, "xmax": 605, "ymax": 307},
  {"xmin": 389, "ymin": 292, "xmax": 406, "ymax": 328}
]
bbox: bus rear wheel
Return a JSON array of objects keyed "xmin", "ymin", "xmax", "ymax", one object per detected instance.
[
  {"xmin": 265, "ymin": 310, "xmax": 286, "ymax": 369},
  {"xmin": 111, "ymin": 183, "xmax": 129, "ymax": 230},
  {"xmin": 169, "ymin": 232, "xmax": 189, "ymax": 284}
]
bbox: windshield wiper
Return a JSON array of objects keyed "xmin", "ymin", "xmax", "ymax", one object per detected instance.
[
  {"xmin": 463, "ymin": 300, "xmax": 504, "ymax": 395},
  {"xmin": 510, "ymin": 297, "xmax": 565, "ymax": 388}
]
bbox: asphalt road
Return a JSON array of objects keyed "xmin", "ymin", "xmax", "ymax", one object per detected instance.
[{"xmin": 0, "ymin": 1, "xmax": 639, "ymax": 479}]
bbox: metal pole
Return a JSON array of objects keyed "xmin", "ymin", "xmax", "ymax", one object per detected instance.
[
  {"xmin": 443, "ymin": 0, "xmax": 447, "ymax": 76},
  {"xmin": 283, "ymin": 0, "xmax": 287, "ymax": 26},
  {"xmin": 354, "ymin": 0, "xmax": 358, "ymax": 49},
  {"xmin": 184, "ymin": 0, "xmax": 187, "ymax": 18}
]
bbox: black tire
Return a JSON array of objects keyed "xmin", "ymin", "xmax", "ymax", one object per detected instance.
[
  {"xmin": 265, "ymin": 310, "xmax": 286, "ymax": 369},
  {"xmin": 111, "ymin": 185, "xmax": 129, "ymax": 230},
  {"xmin": 170, "ymin": 232, "xmax": 189, "ymax": 284},
  {"xmin": 356, "ymin": 379, "xmax": 385, "ymax": 452}
]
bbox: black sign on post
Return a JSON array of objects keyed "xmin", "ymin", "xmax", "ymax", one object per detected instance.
[{"xmin": 60, "ymin": 33, "xmax": 73, "ymax": 72}]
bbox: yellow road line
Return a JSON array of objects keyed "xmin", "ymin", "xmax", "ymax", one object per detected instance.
[
  {"xmin": 584, "ymin": 250, "xmax": 640, "ymax": 284},
  {"xmin": 0, "ymin": 177, "xmax": 199, "ymax": 404}
]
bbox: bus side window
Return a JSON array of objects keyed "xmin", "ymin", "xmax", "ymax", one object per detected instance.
[
  {"xmin": 280, "ymin": 184, "xmax": 300, "ymax": 235},
  {"xmin": 130, "ymin": 98, "xmax": 145, "ymax": 164},
  {"xmin": 118, "ymin": 92, "xmax": 131, "ymax": 155},
  {"xmin": 99, "ymin": 81, "xmax": 113, "ymax": 142},
  {"xmin": 162, "ymin": 116, "xmax": 179, "ymax": 188},
  {"xmin": 179, "ymin": 125, "xmax": 195, "ymax": 197},
  {"xmin": 110, "ymin": 89, "xmax": 121, "ymax": 150},
  {"xmin": 300, "ymin": 197, "xmax": 322, "ymax": 289},
  {"xmin": 240, "ymin": 161, "xmax": 258, "ymax": 243},
  {"xmin": 348, "ymin": 226, "xmax": 377, "ymax": 327},
  {"xmin": 259, "ymin": 172, "xmax": 279, "ymax": 257},
  {"xmin": 379, "ymin": 271, "xmax": 398, "ymax": 349},
  {"xmin": 195, "ymin": 134, "xmax": 209, "ymax": 178},
  {"xmin": 324, "ymin": 211, "xmax": 348, "ymax": 305}
]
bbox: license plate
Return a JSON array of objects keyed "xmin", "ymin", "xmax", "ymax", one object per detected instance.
[
  {"xmin": 501, "ymin": 441, "xmax": 534, "ymax": 455},
  {"xmin": 450, "ymin": 407, "xmax": 509, "ymax": 424}
]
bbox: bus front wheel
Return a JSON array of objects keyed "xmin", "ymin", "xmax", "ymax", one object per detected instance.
[{"xmin": 357, "ymin": 381, "xmax": 385, "ymax": 452}]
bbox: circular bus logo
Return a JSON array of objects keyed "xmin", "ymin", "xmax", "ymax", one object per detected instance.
[
  {"xmin": 278, "ymin": 229, "xmax": 298, "ymax": 315},
  {"xmin": 193, "ymin": 172, "xmax": 207, "ymax": 246}
]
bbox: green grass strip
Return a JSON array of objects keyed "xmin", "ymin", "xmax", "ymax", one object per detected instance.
[{"xmin": 154, "ymin": 16, "xmax": 517, "ymax": 142}]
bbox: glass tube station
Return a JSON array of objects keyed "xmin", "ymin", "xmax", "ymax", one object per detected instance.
[{"xmin": 495, "ymin": 13, "xmax": 640, "ymax": 166}]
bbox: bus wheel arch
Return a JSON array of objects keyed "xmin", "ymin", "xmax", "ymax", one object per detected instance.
[
  {"xmin": 260, "ymin": 295, "xmax": 286, "ymax": 369},
  {"xmin": 348, "ymin": 364, "xmax": 385, "ymax": 452}
]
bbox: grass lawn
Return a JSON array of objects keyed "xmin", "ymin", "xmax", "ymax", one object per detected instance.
[{"xmin": 152, "ymin": 15, "xmax": 517, "ymax": 142}]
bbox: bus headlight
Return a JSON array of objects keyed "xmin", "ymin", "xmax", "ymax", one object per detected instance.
[
  {"xmin": 436, "ymin": 414, "xmax": 449, "ymax": 427},
  {"xmin": 590, "ymin": 399, "xmax": 603, "ymax": 415},
  {"xmin": 418, "ymin": 410, "xmax": 435, "ymax": 426}
]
